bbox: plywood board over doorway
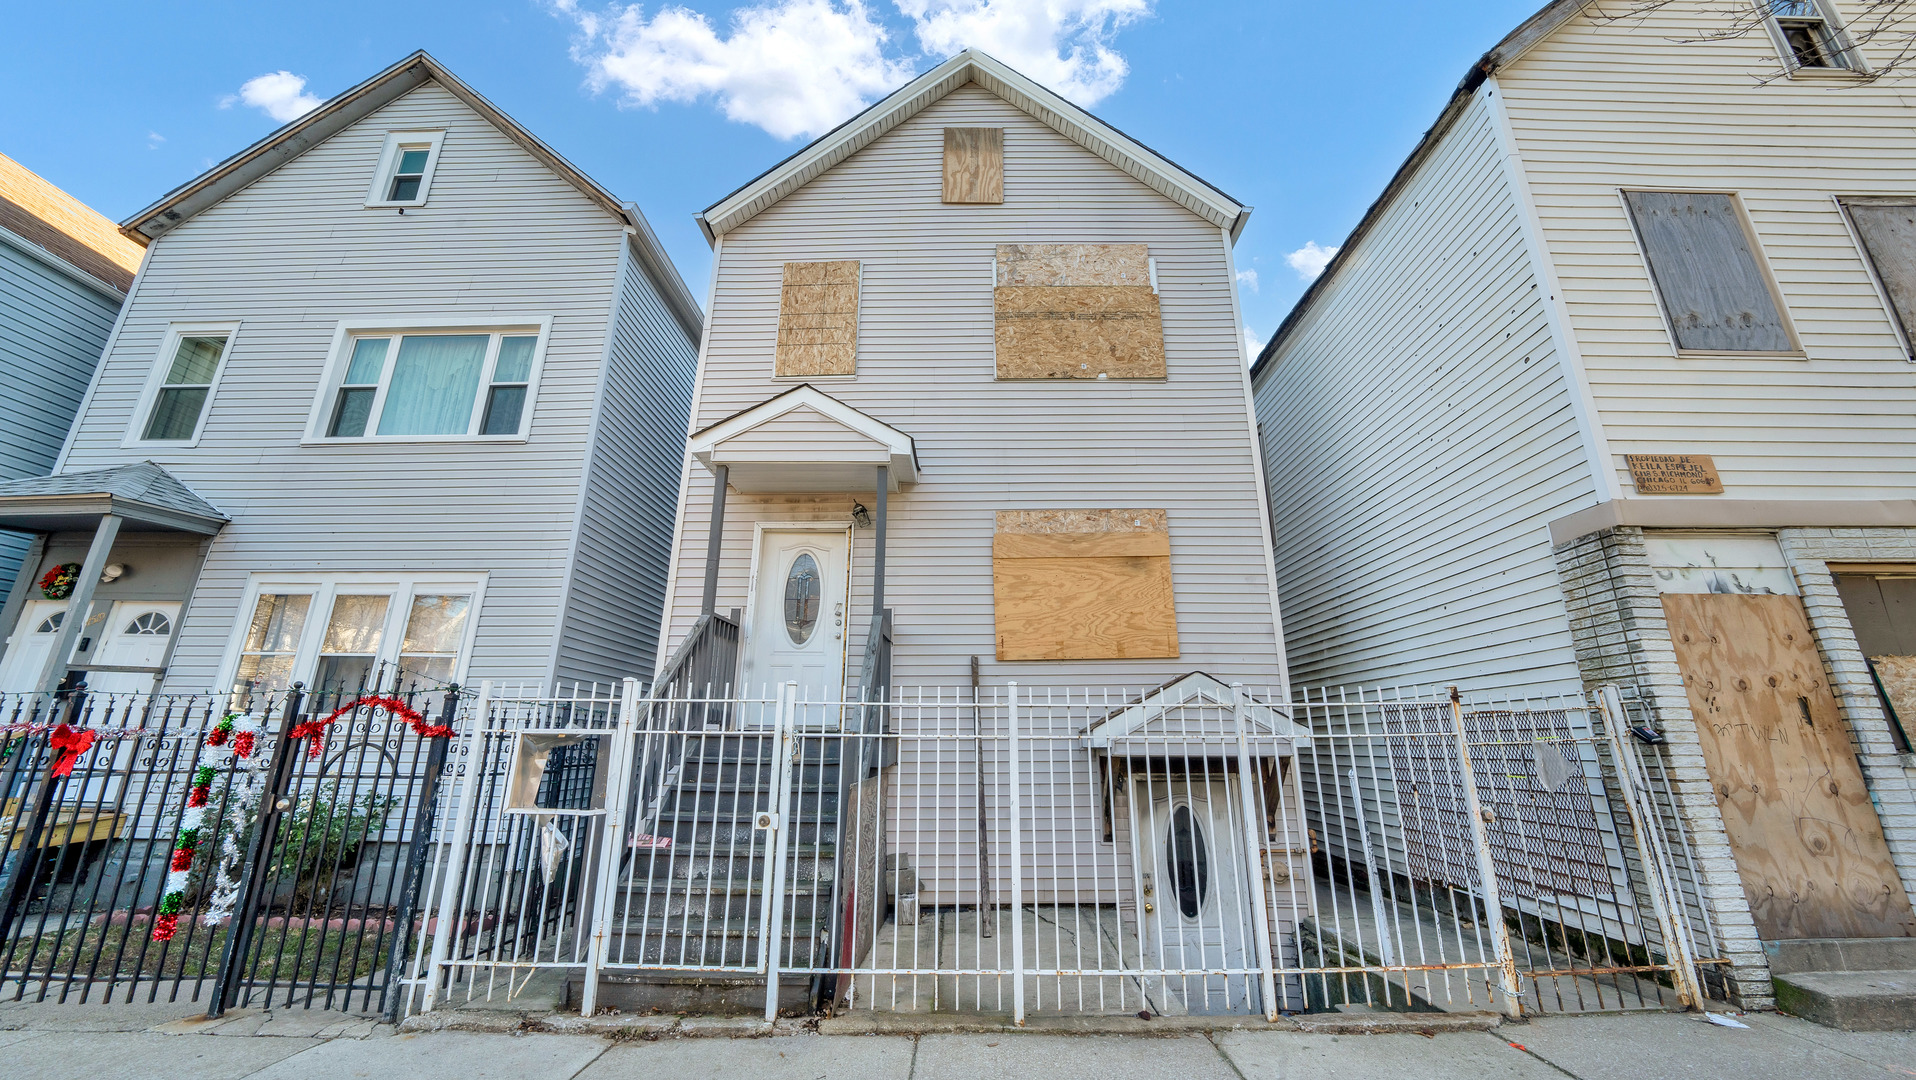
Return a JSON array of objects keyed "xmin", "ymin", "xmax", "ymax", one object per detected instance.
[{"xmin": 1663, "ymin": 592, "xmax": 1916, "ymax": 940}]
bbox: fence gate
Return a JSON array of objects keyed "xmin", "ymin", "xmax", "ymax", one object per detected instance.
[{"xmin": 417, "ymin": 681, "xmax": 1724, "ymax": 1023}]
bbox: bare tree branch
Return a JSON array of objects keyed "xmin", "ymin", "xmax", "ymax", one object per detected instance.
[{"xmin": 1591, "ymin": 0, "xmax": 1916, "ymax": 83}]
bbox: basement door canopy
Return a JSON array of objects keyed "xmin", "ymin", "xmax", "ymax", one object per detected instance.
[{"xmin": 1082, "ymin": 672, "xmax": 1304, "ymax": 758}]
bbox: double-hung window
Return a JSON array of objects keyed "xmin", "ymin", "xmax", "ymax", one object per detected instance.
[
  {"xmin": 228, "ymin": 574, "xmax": 482, "ymax": 706},
  {"xmin": 129, "ymin": 324, "xmax": 237, "ymax": 445},
  {"xmin": 1764, "ymin": 1, "xmax": 1861, "ymax": 73},
  {"xmin": 313, "ymin": 323, "xmax": 547, "ymax": 441},
  {"xmin": 367, "ymin": 131, "xmax": 445, "ymax": 207}
]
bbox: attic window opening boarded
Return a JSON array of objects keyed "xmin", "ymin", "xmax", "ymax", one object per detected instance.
[
  {"xmin": 775, "ymin": 260, "xmax": 861, "ymax": 377},
  {"xmin": 994, "ymin": 244, "xmax": 1165, "ymax": 379},
  {"xmin": 992, "ymin": 508, "xmax": 1178, "ymax": 661},
  {"xmin": 1840, "ymin": 199, "xmax": 1916, "ymax": 355},
  {"xmin": 943, "ymin": 127, "xmax": 1003, "ymax": 204},
  {"xmin": 1623, "ymin": 191, "xmax": 1794, "ymax": 354}
]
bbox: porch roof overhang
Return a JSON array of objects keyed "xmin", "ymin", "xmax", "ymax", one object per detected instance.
[
  {"xmin": 689, "ymin": 385, "xmax": 919, "ymax": 494},
  {"xmin": 0, "ymin": 463, "xmax": 228, "ymax": 536},
  {"xmin": 1082, "ymin": 672, "xmax": 1303, "ymax": 758}
]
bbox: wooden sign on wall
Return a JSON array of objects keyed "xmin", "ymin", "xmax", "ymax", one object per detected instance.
[{"xmin": 1625, "ymin": 454, "xmax": 1723, "ymax": 494}]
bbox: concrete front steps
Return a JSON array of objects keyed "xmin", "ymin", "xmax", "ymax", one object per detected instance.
[{"xmin": 1768, "ymin": 937, "xmax": 1916, "ymax": 1031}]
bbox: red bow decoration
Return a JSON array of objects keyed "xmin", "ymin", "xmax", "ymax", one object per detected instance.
[
  {"xmin": 48, "ymin": 724, "xmax": 97, "ymax": 778},
  {"xmin": 291, "ymin": 695, "xmax": 453, "ymax": 758}
]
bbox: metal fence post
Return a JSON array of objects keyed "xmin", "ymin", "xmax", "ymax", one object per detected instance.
[
  {"xmin": 764, "ymin": 682, "xmax": 797, "ymax": 1022},
  {"xmin": 582, "ymin": 678, "xmax": 642, "ymax": 1018},
  {"xmin": 422, "ymin": 680, "xmax": 491, "ymax": 1014},
  {"xmin": 211, "ymin": 683, "xmax": 306, "ymax": 1017},
  {"xmin": 1230, "ymin": 684, "xmax": 1281, "ymax": 1021},
  {"xmin": 1007, "ymin": 681, "xmax": 1025, "ymax": 1027},
  {"xmin": 1596, "ymin": 685, "xmax": 1704, "ymax": 1009},
  {"xmin": 380, "ymin": 686, "xmax": 461, "ymax": 1022},
  {"xmin": 0, "ymin": 691, "xmax": 87, "ymax": 952},
  {"xmin": 1447, "ymin": 687, "xmax": 1523, "ymax": 1018}
]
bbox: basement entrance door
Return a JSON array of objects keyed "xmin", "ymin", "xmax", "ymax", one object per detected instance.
[
  {"xmin": 1134, "ymin": 778, "xmax": 1259, "ymax": 1015},
  {"xmin": 740, "ymin": 527, "xmax": 850, "ymax": 711},
  {"xmin": 1663, "ymin": 592, "xmax": 1916, "ymax": 939}
]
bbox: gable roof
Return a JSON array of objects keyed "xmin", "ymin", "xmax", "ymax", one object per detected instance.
[
  {"xmin": 0, "ymin": 153, "xmax": 146, "ymax": 294},
  {"xmin": 698, "ymin": 49, "xmax": 1251, "ymax": 244},
  {"xmin": 0, "ymin": 462, "xmax": 227, "ymax": 535},
  {"xmin": 1081, "ymin": 672, "xmax": 1303, "ymax": 756},
  {"xmin": 689, "ymin": 384, "xmax": 919, "ymax": 491},
  {"xmin": 1250, "ymin": 0, "xmax": 1589, "ymax": 381},
  {"xmin": 119, "ymin": 50, "xmax": 702, "ymax": 342}
]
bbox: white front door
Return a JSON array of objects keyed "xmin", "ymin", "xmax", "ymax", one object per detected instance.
[
  {"xmin": 740, "ymin": 528, "xmax": 851, "ymax": 711},
  {"xmin": 85, "ymin": 602, "xmax": 181, "ymax": 695},
  {"xmin": 0, "ymin": 601, "xmax": 70, "ymax": 693},
  {"xmin": 1136, "ymin": 777, "xmax": 1259, "ymax": 1015}
]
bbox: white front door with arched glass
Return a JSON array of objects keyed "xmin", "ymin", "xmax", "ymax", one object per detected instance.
[
  {"xmin": 85, "ymin": 602, "xmax": 182, "ymax": 695},
  {"xmin": 0, "ymin": 601, "xmax": 69, "ymax": 692},
  {"xmin": 740, "ymin": 527, "xmax": 851, "ymax": 717},
  {"xmin": 1135, "ymin": 778, "xmax": 1260, "ymax": 1015}
]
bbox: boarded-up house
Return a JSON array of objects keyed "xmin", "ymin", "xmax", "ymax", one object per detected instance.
[
  {"xmin": 1251, "ymin": 0, "xmax": 1916, "ymax": 1008},
  {"xmin": 0, "ymin": 52, "xmax": 701, "ymax": 702}
]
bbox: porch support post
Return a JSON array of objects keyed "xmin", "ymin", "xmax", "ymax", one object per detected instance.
[
  {"xmin": 701, "ymin": 464, "xmax": 728, "ymax": 617},
  {"xmin": 0, "ymin": 533, "xmax": 47, "ymax": 672},
  {"xmin": 35, "ymin": 514, "xmax": 120, "ymax": 694},
  {"xmin": 871, "ymin": 466, "xmax": 888, "ymax": 618}
]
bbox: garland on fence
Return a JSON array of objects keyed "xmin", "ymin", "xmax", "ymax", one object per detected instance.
[
  {"xmin": 151, "ymin": 713, "xmax": 268, "ymax": 942},
  {"xmin": 287, "ymin": 694, "xmax": 452, "ymax": 759}
]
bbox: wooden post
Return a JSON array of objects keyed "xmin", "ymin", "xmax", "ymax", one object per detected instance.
[
  {"xmin": 34, "ymin": 514, "xmax": 121, "ymax": 694},
  {"xmin": 701, "ymin": 465, "xmax": 728, "ymax": 617},
  {"xmin": 871, "ymin": 466, "xmax": 888, "ymax": 617}
]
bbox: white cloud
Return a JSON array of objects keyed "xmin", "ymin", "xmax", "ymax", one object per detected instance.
[
  {"xmin": 1234, "ymin": 268, "xmax": 1258, "ymax": 293},
  {"xmin": 1243, "ymin": 324, "xmax": 1261, "ymax": 359},
  {"xmin": 219, "ymin": 71, "xmax": 323, "ymax": 123},
  {"xmin": 560, "ymin": 1, "xmax": 913, "ymax": 140},
  {"xmin": 901, "ymin": 0, "xmax": 1150, "ymax": 105},
  {"xmin": 1285, "ymin": 241, "xmax": 1338, "ymax": 281},
  {"xmin": 146, "ymin": 132, "xmax": 166, "ymax": 149}
]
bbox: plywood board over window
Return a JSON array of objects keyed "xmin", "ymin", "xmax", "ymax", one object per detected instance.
[
  {"xmin": 775, "ymin": 260, "xmax": 861, "ymax": 377},
  {"xmin": 994, "ymin": 243, "xmax": 1165, "ymax": 380},
  {"xmin": 993, "ymin": 509, "xmax": 1178, "ymax": 661},
  {"xmin": 943, "ymin": 127, "xmax": 1003, "ymax": 204}
]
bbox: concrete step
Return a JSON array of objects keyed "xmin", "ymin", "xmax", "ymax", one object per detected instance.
[
  {"xmin": 1772, "ymin": 969, "xmax": 1916, "ymax": 1031},
  {"xmin": 1766, "ymin": 937, "xmax": 1916, "ymax": 975},
  {"xmin": 564, "ymin": 971, "xmax": 815, "ymax": 1016}
]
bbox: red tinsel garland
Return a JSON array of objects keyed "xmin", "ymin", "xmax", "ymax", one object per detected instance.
[
  {"xmin": 288, "ymin": 695, "xmax": 453, "ymax": 758},
  {"xmin": 48, "ymin": 724, "xmax": 97, "ymax": 778}
]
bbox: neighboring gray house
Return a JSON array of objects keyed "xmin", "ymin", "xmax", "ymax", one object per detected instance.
[
  {"xmin": 0, "ymin": 153, "xmax": 145, "ymax": 611},
  {"xmin": 0, "ymin": 52, "xmax": 701, "ymax": 702},
  {"xmin": 1252, "ymin": 0, "xmax": 1916, "ymax": 1008}
]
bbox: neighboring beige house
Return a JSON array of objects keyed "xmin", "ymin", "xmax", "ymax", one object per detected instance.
[{"xmin": 1252, "ymin": 0, "xmax": 1916, "ymax": 1009}]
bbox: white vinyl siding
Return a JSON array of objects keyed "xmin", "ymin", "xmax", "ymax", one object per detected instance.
[
  {"xmin": 1496, "ymin": 5, "xmax": 1916, "ymax": 499},
  {"xmin": 57, "ymin": 81, "xmax": 628, "ymax": 692},
  {"xmin": 1252, "ymin": 87, "xmax": 1595, "ymax": 694},
  {"xmin": 659, "ymin": 84, "xmax": 1284, "ymax": 690}
]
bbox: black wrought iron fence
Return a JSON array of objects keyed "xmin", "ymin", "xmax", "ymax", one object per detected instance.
[{"xmin": 0, "ymin": 681, "xmax": 461, "ymax": 1016}]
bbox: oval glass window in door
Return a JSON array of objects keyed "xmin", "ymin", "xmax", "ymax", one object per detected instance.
[
  {"xmin": 784, "ymin": 553, "xmax": 821, "ymax": 645},
  {"xmin": 1166, "ymin": 804, "xmax": 1210, "ymax": 919}
]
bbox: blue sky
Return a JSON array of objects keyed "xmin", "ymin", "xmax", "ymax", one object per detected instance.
[{"xmin": 1, "ymin": 1, "xmax": 1543, "ymax": 349}]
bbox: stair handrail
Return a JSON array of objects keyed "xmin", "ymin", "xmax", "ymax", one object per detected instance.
[{"xmin": 626, "ymin": 611, "xmax": 740, "ymax": 865}]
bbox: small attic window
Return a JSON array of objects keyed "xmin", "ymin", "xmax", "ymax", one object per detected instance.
[
  {"xmin": 367, "ymin": 131, "xmax": 446, "ymax": 207},
  {"xmin": 1765, "ymin": 1, "xmax": 1860, "ymax": 73}
]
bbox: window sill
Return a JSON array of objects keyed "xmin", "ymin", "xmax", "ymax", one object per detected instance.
[
  {"xmin": 1673, "ymin": 350, "xmax": 1808, "ymax": 361},
  {"xmin": 299, "ymin": 434, "xmax": 530, "ymax": 446},
  {"xmin": 365, "ymin": 200, "xmax": 429, "ymax": 210},
  {"xmin": 1785, "ymin": 66, "xmax": 1868, "ymax": 80},
  {"xmin": 121, "ymin": 436, "xmax": 203, "ymax": 450}
]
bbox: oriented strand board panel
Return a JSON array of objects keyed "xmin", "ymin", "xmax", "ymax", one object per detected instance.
[
  {"xmin": 996, "ymin": 243, "xmax": 1151, "ymax": 287},
  {"xmin": 0, "ymin": 152, "xmax": 145, "ymax": 291},
  {"xmin": 993, "ymin": 509, "xmax": 1178, "ymax": 661},
  {"xmin": 1870, "ymin": 655, "xmax": 1916, "ymax": 736},
  {"xmin": 1663, "ymin": 592, "xmax": 1916, "ymax": 940},
  {"xmin": 1842, "ymin": 201, "xmax": 1916, "ymax": 352},
  {"xmin": 994, "ymin": 285, "xmax": 1164, "ymax": 379},
  {"xmin": 942, "ymin": 127, "xmax": 1003, "ymax": 204},
  {"xmin": 775, "ymin": 260, "xmax": 860, "ymax": 376}
]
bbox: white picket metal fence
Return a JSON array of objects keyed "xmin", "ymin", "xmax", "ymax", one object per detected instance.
[{"xmin": 401, "ymin": 680, "xmax": 1725, "ymax": 1023}]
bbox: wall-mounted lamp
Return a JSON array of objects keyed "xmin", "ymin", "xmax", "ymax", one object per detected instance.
[
  {"xmin": 100, "ymin": 563, "xmax": 127, "ymax": 584},
  {"xmin": 851, "ymin": 502, "xmax": 872, "ymax": 529}
]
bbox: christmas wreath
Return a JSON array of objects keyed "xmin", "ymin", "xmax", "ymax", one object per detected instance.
[{"xmin": 37, "ymin": 563, "xmax": 81, "ymax": 600}]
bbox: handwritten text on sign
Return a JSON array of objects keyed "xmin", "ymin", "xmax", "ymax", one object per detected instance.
[{"xmin": 1625, "ymin": 454, "xmax": 1723, "ymax": 495}]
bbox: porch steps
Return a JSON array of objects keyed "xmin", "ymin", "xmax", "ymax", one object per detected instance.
[
  {"xmin": 573, "ymin": 732, "xmax": 845, "ymax": 1015},
  {"xmin": 1768, "ymin": 938, "xmax": 1916, "ymax": 1031}
]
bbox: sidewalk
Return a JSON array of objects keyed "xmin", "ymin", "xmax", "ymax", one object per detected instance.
[{"xmin": 0, "ymin": 996, "xmax": 1907, "ymax": 1080}]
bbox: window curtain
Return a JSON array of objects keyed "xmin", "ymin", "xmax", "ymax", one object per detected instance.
[{"xmin": 377, "ymin": 335, "xmax": 488, "ymax": 435}]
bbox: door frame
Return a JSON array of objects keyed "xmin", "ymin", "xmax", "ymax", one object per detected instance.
[{"xmin": 738, "ymin": 522, "xmax": 855, "ymax": 702}]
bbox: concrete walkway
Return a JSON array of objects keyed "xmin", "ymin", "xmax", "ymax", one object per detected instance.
[{"xmin": 0, "ymin": 997, "xmax": 1907, "ymax": 1080}]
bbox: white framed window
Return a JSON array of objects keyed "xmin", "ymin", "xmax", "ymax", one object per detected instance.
[
  {"xmin": 1619, "ymin": 190, "xmax": 1803, "ymax": 357},
  {"xmin": 365, "ymin": 130, "xmax": 446, "ymax": 207},
  {"xmin": 222, "ymin": 573, "xmax": 485, "ymax": 705},
  {"xmin": 1761, "ymin": 1, "xmax": 1865, "ymax": 74},
  {"xmin": 304, "ymin": 318, "xmax": 551, "ymax": 442},
  {"xmin": 125, "ymin": 322, "xmax": 239, "ymax": 446}
]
